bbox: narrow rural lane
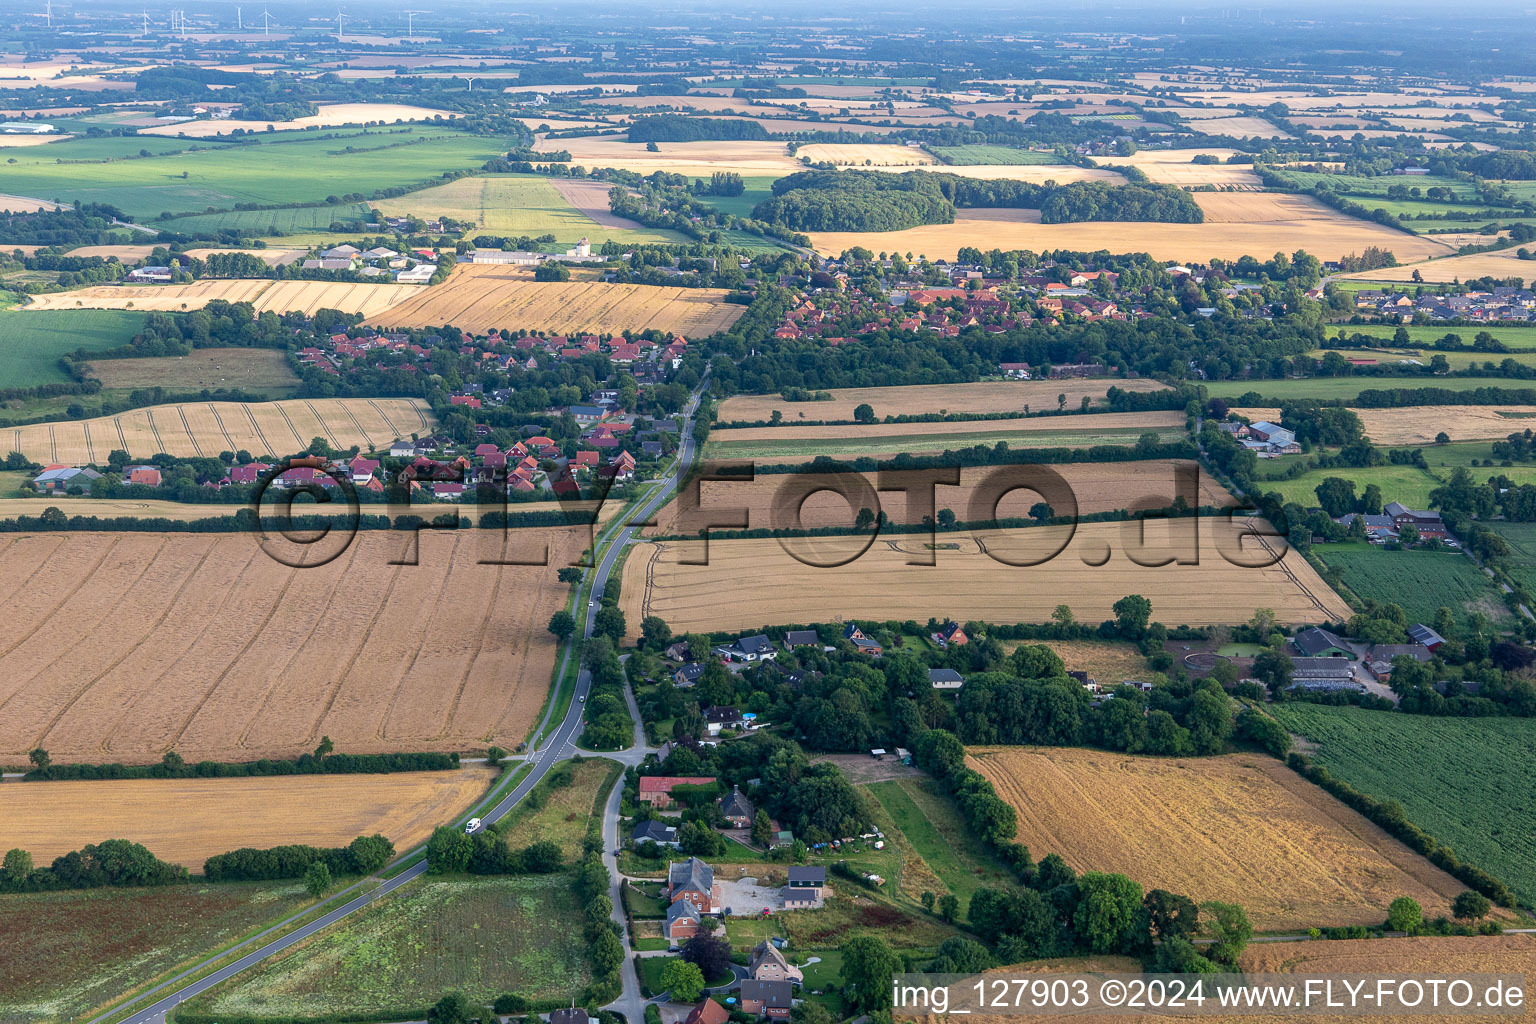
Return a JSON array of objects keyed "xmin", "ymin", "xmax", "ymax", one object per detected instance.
[{"xmin": 87, "ymin": 379, "xmax": 709, "ymax": 1024}]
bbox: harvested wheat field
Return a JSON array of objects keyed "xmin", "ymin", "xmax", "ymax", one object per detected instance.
[
  {"xmin": 138, "ymin": 102, "xmax": 458, "ymax": 136},
  {"xmin": 1339, "ymin": 249, "xmax": 1534, "ymax": 284},
  {"xmin": 970, "ymin": 747, "xmax": 1467, "ymax": 931},
  {"xmin": 0, "ymin": 768, "xmax": 495, "ymax": 868},
  {"xmin": 1111, "ymin": 149, "xmax": 1260, "ymax": 186},
  {"xmin": 533, "ymin": 136, "xmax": 801, "ymax": 177},
  {"xmin": 710, "ymin": 410, "xmax": 1183, "ymax": 444},
  {"xmin": 794, "ymin": 143, "xmax": 938, "ymax": 166},
  {"xmin": 916, "ymin": 937, "xmax": 1536, "ymax": 1024},
  {"xmin": 0, "ymin": 529, "xmax": 583, "ymax": 764},
  {"xmin": 369, "ymin": 264, "xmax": 746, "ymax": 336},
  {"xmin": 24, "ymin": 278, "xmax": 421, "ymax": 318},
  {"xmin": 1233, "ymin": 405, "xmax": 1536, "ymax": 446},
  {"xmin": 809, "ymin": 206, "xmax": 1455, "ymax": 263},
  {"xmin": 5, "ymin": 397, "xmax": 434, "ymax": 462},
  {"xmin": 647, "ymin": 460, "xmax": 1234, "ymax": 535},
  {"xmin": 620, "ymin": 520, "xmax": 1349, "ymax": 636},
  {"xmin": 716, "ymin": 379, "xmax": 1168, "ymax": 424}
]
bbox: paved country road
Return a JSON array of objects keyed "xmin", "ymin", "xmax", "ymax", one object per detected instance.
[{"xmin": 87, "ymin": 379, "xmax": 708, "ymax": 1024}]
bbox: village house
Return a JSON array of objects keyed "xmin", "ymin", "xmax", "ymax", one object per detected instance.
[
  {"xmin": 714, "ymin": 634, "xmax": 777, "ymax": 662},
  {"xmin": 1291, "ymin": 626, "xmax": 1353, "ymax": 659},
  {"xmin": 631, "ymin": 819, "xmax": 680, "ymax": 848},
  {"xmin": 929, "ymin": 668, "xmax": 965, "ymax": 690},
  {"xmin": 638, "ymin": 776, "xmax": 717, "ymax": 809},
  {"xmin": 748, "ymin": 941, "xmax": 803, "ymax": 984},
  {"xmin": 782, "ymin": 629, "xmax": 821, "ymax": 649},
  {"xmin": 704, "ymin": 705, "xmax": 745, "ymax": 735},
  {"xmin": 843, "ymin": 623, "xmax": 882, "ymax": 656},
  {"xmin": 683, "ymin": 999, "xmax": 730, "ymax": 1024},
  {"xmin": 719, "ymin": 785, "xmax": 755, "ymax": 828},
  {"xmin": 665, "ymin": 898, "xmax": 704, "ymax": 943},
  {"xmin": 738, "ymin": 979, "xmax": 794, "ymax": 1019},
  {"xmin": 1385, "ymin": 502, "xmax": 1452, "ymax": 541},
  {"xmin": 931, "ymin": 621, "xmax": 969, "ymax": 647},
  {"xmin": 781, "ymin": 866, "xmax": 826, "ymax": 909},
  {"xmin": 549, "ymin": 1006, "xmax": 595, "ymax": 1024},
  {"xmin": 668, "ymin": 856, "xmax": 719, "ymax": 913}
]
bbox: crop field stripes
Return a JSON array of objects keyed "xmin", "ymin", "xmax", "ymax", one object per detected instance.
[
  {"xmin": 303, "ymin": 399, "xmax": 345, "ymax": 450},
  {"xmin": 380, "ymin": 539, "xmax": 462, "ymax": 743},
  {"xmin": 176, "ymin": 405, "xmax": 205, "ymax": 457},
  {"xmin": 241, "ymin": 404, "xmax": 282, "ymax": 460},
  {"xmin": 113, "ymin": 416, "xmax": 130, "ymax": 453},
  {"xmin": 144, "ymin": 409, "xmax": 171, "ymax": 458},
  {"xmin": 304, "ymin": 559, "xmax": 405, "ymax": 749},
  {"xmin": 208, "ymin": 403, "xmax": 239, "ymax": 453},
  {"xmin": 1255, "ymin": 530, "xmax": 1340, "ymax": 618},
  {"xmin": 442, "ymin": 544, "xmax": 508, "ymax": 734},
  {"xmin": 271, "ymin": 402, "xmax": 308, "ymax": 451},
  {"xmin": 81, "ymin": 421, "xmax": 96, "ymax": 464},
  {"xmin": 333, "ymin": 400, "xmax": 377, "ymax": 450},
  {"xmin": 0, "ymin": 536, "xmax": 119, "ymax": 711},
  {"xmin": 46, "ymin": 424, "xmax": 57, "ymax": 463}
]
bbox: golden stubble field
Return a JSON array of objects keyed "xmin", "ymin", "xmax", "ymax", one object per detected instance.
[
  {"xmin": 1339, "ymin": 248, "xmax": 1535, "ymax": 284},
  {"xmin": 646, "ymin": 460, "xmax": 1235, "ymax": 535},
  {"xmin": 809, "ymin": 198, "xmax": 1457, "ymax": 263},
  {"xmin": 368, "ymin": 264, "xmax": 746, "ymax": 336},
  {"xmin": 0, "ymin": 529, "xmax": 584, "ymax": 764},
  {"xmin": 716, "ymin": 379, "xmax": 1169, "ymax": 423},
  {"xmin": 24, "ymin": 279, "xmax": 421, "ymax": 318},
  {"xmin": 709, "ymin": 410, "xmax": 1185, "ymax": 444},
  {"xmin": 619, "ymin": 519, "xmax": 1350, "ymax": 636},
  {"xmin": 0, "ymin": 767, "xmax": 496, "ymax": 868},
  {"xmin": 136, "ymin": 102, "xmax": 458, "ymax": 136},
  {"xmin": 969, "ymin": 747, "xmax": 1468, "ymax": 932},
  {"xmin": 5, "ymin": 397, "xmax": 435, "ymax": 462},
  {"xmin": 1233, "ymin": 405, "xmax": 1536, "ymax": 446}
]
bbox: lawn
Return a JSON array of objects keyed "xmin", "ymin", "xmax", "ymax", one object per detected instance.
[
  {"xmin": 1209, "ymin": 376, "xmax": 1520, "ymax": 403},
  {"xmin": 1316, "ymin": 542, "xmax": 1508, "ymax": 626},
  {"xmin": 0, "ymin": 881, "xmax": 313, "ymax": 1024},
  {"xmin": 637, "ymin": 954, "xmax": 733, "ymax": 995},
  {"xmin": 0, "ymin": 129, "xmax": 518, "ymax": 219},
  {"xmin": 493, "ymin": 756, "xmax": 620, "ymax": 860},
  {"xmin": 1250, "ymin": 462, "xmax": 1443, "ymax": 509},
  {"xmin": 724, "ymin": 915, "xmax": 783, "ymax": 952},
  {"xmin": 184, "ymin": 875, "xmax": 591, "ymax": 1019},
  {"xmin": 930, "ymin": 145, "xmax": 1061, "ymax": 165},
  {"xmin": 1270, "ymin": 704, "xmax": 1536, "ymax": 906},
  {"xmin": 0, "ymin": 309, "xmax": 145, "ymax": 387},
  {"xmin": 864, "ymin": 778, "xmax": 1015, "ymax": 910}
]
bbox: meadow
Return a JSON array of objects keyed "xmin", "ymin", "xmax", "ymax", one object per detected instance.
[
  {"xmin": 1249, "ymin": 462, "xmax": 1442, "ymax": 508},
  {"xmin": 969, "ymin": 746, "xmax": 1468, "ymax": 931},
  {"xmin": 0, "ymin": 129, "xmax": 519, "ymax": 218},
  {"xmin": 1483, "ymin": 521, "xmax": 1536, "ymax": 593},
  {"xmin": 185, "ymin": 875, "xmax": 591, "ymax": 1019},
  {"xmin": 86, "ymin": 347, "xmax": 301, "ymax": 393},
  {"xmin": 1332, "ymin": 323, "xmax": 1536, "ymax": 349},
  {"xmin": 865, "ymin": 777, "xmax": 1016, "ymax": 909},
  {"xmin": 487, "ymin": 757, "xmax": 619, "ymax": 859},
  {"xmin": 1209, "ymin": 376, "xmax": 1518, "ymax": 402},
  {"xmin": 0, "ymin": 882, "xmax": 313, "ymax": 1024},
  {"xmin": 1270, "ymin": 704, "xmax": 1536, "ymax": 906},
  {"xmin": 0, "ymin": 529, "xmax": 582, "ymax": 764},
  {"xmin": 162, "ymin": 202, "xmax": 375, "ymax": 238},
  {"xmin": 929, "ymin": 145, "xmax": 1061, "ymax": 164},
  {"xmin": 1315, "ymin": 542, "xmax": 1508, "ymax": 626}
]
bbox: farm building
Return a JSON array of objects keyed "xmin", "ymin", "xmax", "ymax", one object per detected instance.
[
  {"xmin": 638, "ymin": 776, "xmax": 716, "ymax": 809},
  {"xmin": 1291, "ymin": 627, "xmax": 1353, "ymax": 659}
]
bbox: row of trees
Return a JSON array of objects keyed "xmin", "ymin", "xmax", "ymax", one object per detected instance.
[
  {"xmin": 203, "ymin": 834, "xmax": 394, "ymax": 883},
  {"xmin": 2, "ymin": 839, "xmax": 187, "ymax": 892}
]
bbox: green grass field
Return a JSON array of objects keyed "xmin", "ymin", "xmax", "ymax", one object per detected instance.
[
  {"xmin": 0, "ymin": 129, "xmax": 518, "ymax": 219},
  {"xmin": 492, "ymin": 757, "xmax": 618, "ymax": 859},
  {"xmin": 1251, "ymin": 463, "xmax": 1443, "ymax": 509},
  {"xmin": 185, "ymin": 876, "xmax": 591, "ymax": 1020},
  {"xmin": 0, "ymin": 309, "xmax": 146, "ymax": 387},
  {"xmin": 0, "ymin": 881, "xmax": 313, "ymax": 1024},
  {"xmin": 692, "ymin": 175, "xmax": 780, "ymax": 219},
  {"xmin": 1213, "ymin": 376, "xmax": 1521, "ymax": 403},
  {"xmin": 1269, "ymin": 704, "xmax": 1536, "ymax": 906},
  {"xmin": 1282, "ymin": 170, "xmax": 1478, "ymax": 201},
  {"xmin": 1483, "ymin": 521, "xmax": 1536, "ymax": 594},
  {"xmin": 1330, "ymin": 324, "xmax": 1536, "ymax": 350},
  {"xmin": 930, "ymin": 145, "xmax": 1061, "ymax": 165},
  {"xmin": 704, "ymin": 426, "xmax": 1183, "ymax": 460},
  {"xmin": 1316, "ymin": 542, "xmax": 1508, "ymax": 625},
  {"xmin": 163, "ymin": 202, "xmax": 375, "ymax": 237},
  {"xmin": 865, "ymin": 777, "xmax": 1015, "ymax": 910}
]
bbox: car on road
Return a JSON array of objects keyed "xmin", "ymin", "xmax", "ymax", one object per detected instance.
[
  {"xmin": 579, "ymin": 695, "xmax": 586, "ymax": 702},
  {"xmin": 464, "ymin": 817, "xmax": 482, "ymax": 835}
]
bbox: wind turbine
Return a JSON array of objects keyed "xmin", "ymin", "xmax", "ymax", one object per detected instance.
[
  {"xmin": 404, "ymin": 10, "xmax": 426, "ymax": 39},
  {"xmin": 464, "ymin": 76, "xmax": 476, "ymax": 93},
  {"xmin": 44, "ymin": 0, "xmax": 51, "ymax": 26},
  {"xmin": 236, "ymin": 6, "xmax": 242, "ymax": 29},
  {"xmin": 335, "ymin": 9, "xmax": 344, "ymax": 41},
  {"xmin": 140, "ymin": 9, "xmax": 149, "ymax": 34},
  {"xmin": 261, "ymin": 8, "xmax": 272, "ymax": 35}
]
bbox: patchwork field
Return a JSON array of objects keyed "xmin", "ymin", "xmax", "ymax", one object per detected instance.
[
  {"xmin": 715, "ymin": 379, "xmax": 1169, "ymax": 423},
  {"xmin": 0, "ymin": 768, "xmax": 495, "ymax": 868},
  {"xmin": 1112, "ymin": 148, "xmax": 1260, "ymax": 185},
  {"xmin": 0, "ymin": 529, "xmax": 581, "ymax": 764},
  {"xmin": 183, "ymin": 875, "xmax": 591, "ymax": 1019},
  {"xmin": 1316, "ymin": 543, "xmax": 1509, "ymax": 626},
  {"xmin": 370, "ymin": 174, "xmax": 683, "ymax": 246},
  {"xmin": 1339, "ymin": 249, "xmax": 1535, "ymax": 284},
  {"xmin": 969, "ymin": 746, "xmax": 1468, "ymax": 931},
  {"xmin": 1270, "ymin": 704, "xmax": 1536, "ymax": 906},
  {"xmin": 85, "ymin": 347, "xmax": 301, "ymax": 392},
  {"xmin": 808, "ymin": 205, "xmax": 1455, "ymax": 263},
  {"xmin": 0, "ymin": 882, "xmax": 314, "ymax": 1024},
  {"xmin": 619, "ymin": 520, "xmax": 1350, "ymax": 634},
  {"xmin": 4, "ymin": 397, "xmax": 435, "ymax": 462},
  {"xmin": 704, "ymin": 410, "xmax": 1186, "ymax": 461},
  {"xmin": 647, "ymin": 460, "xmax": 1234, "ymax": 534},
  {"xmin": 137, "ymin": 102, "xmax": 458, "ymax": 137},
  {"xmin": 795, "ymin": 143, "xmax": 937, "ymax": 166},
  {"xmin": 368, "ymin": 264, "xmax": 746, "ymax": 336},
  {"xmin": 533, "ymin": 136, "xmax": 802, "ymax": 177},
  {"xmin": 23, "ymin": 278, "xmax": 421, "ymax": 318}
]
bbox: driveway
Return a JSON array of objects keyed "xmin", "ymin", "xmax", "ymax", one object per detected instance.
[{"xmin": 715, "ymin": 876, "xmax": 782, "ymax": 916}]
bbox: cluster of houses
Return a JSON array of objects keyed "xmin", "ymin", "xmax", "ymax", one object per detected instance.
[
  {"xmin": 299, "ymin": 324, "xmax": 688, "ymax": 386},
  {"xmin": 302, "ymin": 244, "xmax": 438, "ymax": 283},
  {"xmin": 1353, "ymin": 286, "xmax": 1536, "ymax": 325},
  {"xmin": 468, "ymin": 236, "xmax": 603, "ymax": 266},
  {"xmin": 657, "ymin": 854, "xmax": 828, "ymax": 948},
  {"xmin": 1335, "ymin": 502, "xmax": 1454, "ymax": 546},
  {"xmin": 1283, "ymin": 623, "xmax": 1446, "ymax": 692},
  {"xmin": 1216, "ymin": 419, "xmax": 1302, "ymax": 457}
]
